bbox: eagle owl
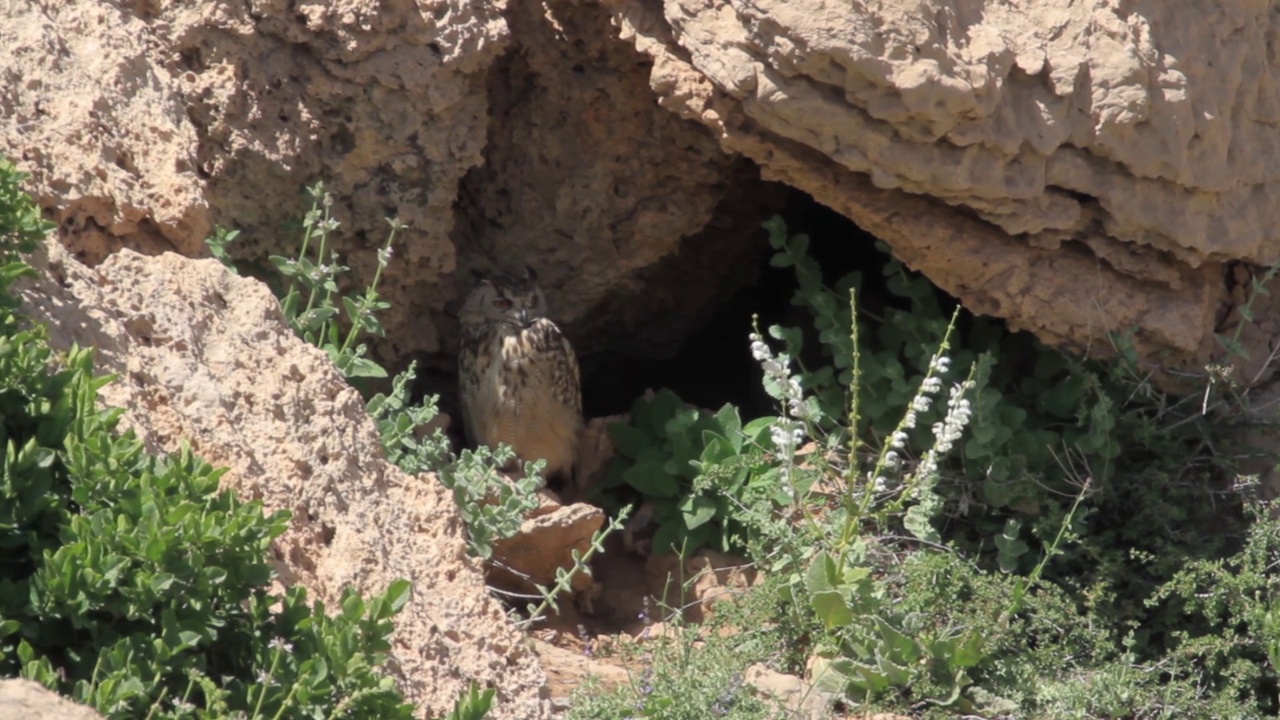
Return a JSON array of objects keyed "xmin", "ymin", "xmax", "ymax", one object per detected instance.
[{"xmin": 458, "ymin": 266, "xmax": 583, "ymax": 490}]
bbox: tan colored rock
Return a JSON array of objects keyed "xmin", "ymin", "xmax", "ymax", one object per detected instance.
[
  {"xmin": 532, "ymin": 637, "xmax": 631, "ymax": 710},
  {"xmin": 0, "ymin": 0, "xmax": 509, "ymax": 360},
  {"xmin": 0, "ymin": 680, "xmax": 104, "ymax": 720},
  {"xmin": 17, "ymin": 238, "xmax": 550, "ymax": 720},
  {"xmin": 489, "ymin": 493, "xmax": 606, "ymax": 611},
  {"xmin": 0, "ymin": 1, "xmax": 209, "ymax": 259},
  {"xmin": 165, "ymin": 0, "xmax": 511, "ymax": 362},
  {"xmin": 0, "ymin": 0, "xmax": 781, "ymax": 387},
  {"xmin": 11, "ymin": 0, "xmax": 1280, "ymax": 385},
  {"xmin": 744, "ymin": 664, "xmax": 836, "ymax": 720},
  {"xmin": 645, "ymin": 548, "xmax": 759, "ymax": 623},
  {"xmin": 600, "ymin": 0, "xmax": 1280, "ymax": 367},
  {"xmin": 447, "ymin": 0, "xmax": 779, "ymax": 364}
]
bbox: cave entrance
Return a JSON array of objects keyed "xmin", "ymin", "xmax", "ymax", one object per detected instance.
[{"xmin": 580, "ymin": 188, "xmax": 899, "ymax": 421}]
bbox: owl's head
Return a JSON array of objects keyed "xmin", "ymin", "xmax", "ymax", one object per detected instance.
[{"xmin": 459, "ymin": 265, "xmax": 548, "ymax": 332}]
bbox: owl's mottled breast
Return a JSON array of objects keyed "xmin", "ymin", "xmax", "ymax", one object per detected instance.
[{"xmin": 458, "ymin": 314, "xmax": 582, "ymax": 487}]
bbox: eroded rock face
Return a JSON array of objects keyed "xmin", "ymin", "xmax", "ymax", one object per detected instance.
[
  {"xmin": 8, "ymin": 0, "xmax": 1280, "ymax": 381},
  {"xmin": 169, "ymin": 0, "xmax": 510, "ymax": 361},
  {"xmin": 445, "ymin": 0, "xmax": 778, "ymax": 366},
  {"xmin": 0, "ymin": 0, "xmax": 209, "ymax": 259},
  {"xmin": 599, "ymin": 0, "xmax": 1280, "ymax": 365},
  {"xmin": 17, "ymin": 239, "xmax": 551, "ymax": 720},
  {"xmin": 0, "ymin": 0, "xmax": 781, "ymax": 385},
  {"xmin": 0, "ymin": 0, "xmax": 510, "ymax": 362}
]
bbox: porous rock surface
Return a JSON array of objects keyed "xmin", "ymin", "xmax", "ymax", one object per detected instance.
[
  {"xmin": 0, "ymin": 0, "xmax": 777, "ymax": 382},
  {"xmin": 447, "ymin": 0, "xmax": 778, "ymax": 365},
  {"xmin": 600, "ymin": 0, "xmax": 1280, "ymax": 365},
  {"xmin": 0, "ymin": 679, "xmax": 104, "ymax": 720},
  {"xmin": 1, "ymin": 0, "xmax": 509, "ymax": 362},
  {"xmin": 17, "ymin": 238, "xmax": 552, "ymax": 720},
  {"xmin": 8, "ymin": 0, "xmax": 1275, "ymax": 375}
]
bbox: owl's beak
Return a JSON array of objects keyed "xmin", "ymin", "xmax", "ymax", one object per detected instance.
[{"xmin": 515, "ymin": 309, "xmax": 532, "ymax": 327}]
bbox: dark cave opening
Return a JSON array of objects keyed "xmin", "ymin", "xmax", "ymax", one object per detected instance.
[{"xmin": 579, "ymin": 188, "xmax": 900, "ymax": 422}]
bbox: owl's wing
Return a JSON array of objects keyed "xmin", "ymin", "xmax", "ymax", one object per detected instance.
[
  {"xmin": 530, "ymin": 318, "xmax": 582, "ymax": 416},
  {"xmin": 457, "ymin": 336, "xmax": 485, "ymax": 448},
  {"xmin": 557, "ymin": 328, "xmax": 582, "ymax": 416}
]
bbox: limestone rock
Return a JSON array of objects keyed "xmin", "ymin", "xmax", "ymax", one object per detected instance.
[
  {"xmin": 532, "ymin": 636, "xmax": 631, "ymax": 711},
  {"xmin": 448, "ymin": 0, "xmax": 778, "ymax": 365},
  {"xmin": 599, "ymin": 0, "xmax": 1280, "ymax": 367},
  {"xmin": 16, "ymin": 238, "xmax": 551, "ymax": 720},
  {"xmin": 0, "ymin": 0, "xmax": 778, "ymax": 384},
  {"xmin": 744, "ymin": 664, "xmax": 836, "ymax": 720},
  {"xmin": 0, "ymin": 1, "xmax": 209, "ymax": 259},
  {"xmin": 11, "ymin": 0, "xmax": 1262, "ymax": 377},
  {"xmin": 488, "ymin": 493, "xmax": 607, "ymax": 612},
  {"xmin": 0, "ymin": 680, "xmax": 104, "ymax": 720},
  {"xmin": 0, "ymin": 0, "xmax": 508, "ymax": 361},
  {"xmin": 645, "ymin": 548, "xmax": 759, "ymax": 623}
]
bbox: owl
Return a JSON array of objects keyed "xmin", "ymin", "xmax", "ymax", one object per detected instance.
[{"xmin": 458, "ymin": 266, "xmax": 583, "ymax": 491}]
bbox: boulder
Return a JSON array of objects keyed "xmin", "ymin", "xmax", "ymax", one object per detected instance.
[{"xmin": 17, "ymin": 238, "xmax": 551, "ymax": 719}]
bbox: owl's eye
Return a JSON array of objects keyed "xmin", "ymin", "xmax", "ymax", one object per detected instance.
[{"xmin": 492, "ymin": 298, "xmax": 513, "ymax": 310}]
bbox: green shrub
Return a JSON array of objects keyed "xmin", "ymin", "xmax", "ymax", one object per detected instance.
[
  {"xmin": 588, "ymin": 214, "xmax": 1271, "ymax": 717},
  {"xmin": 564, "ymin": 611, "xmax": 773, "ymax": 720},
  {"xmin": 760, "ymin": 215, "xmax": 1129, "ymax": 521},
  {"xmin": 744, "ymin": 216, "xmax": 1268, "ymax": 716},
  {"xmin": 0, "ymin": 161, "xmax": 416, "ymax": 718},
  {"xmin": 598, "ymin": 390, "xmax": 780, "ymax": 555},
  {"xmin": 0, "ymin": 159, "xmax": 52, "ymax": 261}
]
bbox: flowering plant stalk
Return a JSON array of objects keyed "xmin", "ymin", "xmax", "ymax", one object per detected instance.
[
  {"xmin": 749, "ymin": 296, "xmax": 977, "ymax": 574},
  {"xmin": 268, "ymin": 182, "xmax": 405, "ymax": 380}
]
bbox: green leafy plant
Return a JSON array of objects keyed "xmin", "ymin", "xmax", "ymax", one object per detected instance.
[
  {"xmin": 205, "ymin": 226, "xmax": 240, "ymax": 270},
  {"xmin": 564, "ymin": 591, "xmax": 777, "ymax": 720},
  {"xmin": 206, "ymin": 183, "xmax": 614, "ymax": 621},
  {"xmin": 444, "ymin": 683, "xmax": 496, "ymax": 720},
  {"xmin": 762, "ymin": 216, "xmax": 1127, "ymax": 517},
  {"xmin": 0, "ymin": 159, "xmax": 53, "ymax": 262},
  {"xmin": 206, "ymin": 183, "xmax": 403, "ymax": 382},
  {"xmin": 600, "ymin": 390, "xmax": 779, "ymax": 555},
  {"xmin": 725, "ymin": 215, "xmax": 1267, "ymax": 716},
  {"xmin": 741, "ymin": 287, "xmax": 992, "ymax": 709},
  {"xmin": 364, "ymin": 362, "xmax": 541, "ymax": 560},
  {"xmin": 0, "ymin": 161, "xmax": 417, "ymax": 719},
  {"xmin": 561, "ymin": 210, "xmax": 1269, "ymax": 717}
]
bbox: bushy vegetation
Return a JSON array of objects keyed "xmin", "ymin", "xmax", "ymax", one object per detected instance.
[
  {"xmin": 586, "ymin": 215, "xmax": 1279, "ymax": 718},
  {"xmin": 12, "ymin": 147, "xmax": 1280, "ymax": 718},
  {"xmin": 0, "ymin": 162, "xmax": 505, "ymax": 719}
]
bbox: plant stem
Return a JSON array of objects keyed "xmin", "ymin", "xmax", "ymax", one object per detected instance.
[{"xmin": 338, "ymin": 223, "xmax": 400, "ymax": 358}]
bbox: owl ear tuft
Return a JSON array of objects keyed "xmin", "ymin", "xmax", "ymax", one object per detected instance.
[
  {"xmin": 523, "ymin": 265, "xmax": 538, "ymax": 283},
  {"xmin": 470, "ymin": 269, "xmax": 492, "ymax": 287}
]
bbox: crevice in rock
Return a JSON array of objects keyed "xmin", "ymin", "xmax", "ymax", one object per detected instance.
[
  {"xmin": 422, "ymin": 0, "xmax": 790, "ymax": 435},
  {"xmin": 428, "ymin": 173, "xmax": 916, "ymax": 434},
  {"xmin": 581, "ymin": 188, "xmax": 899, "ymax": 419}
]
